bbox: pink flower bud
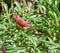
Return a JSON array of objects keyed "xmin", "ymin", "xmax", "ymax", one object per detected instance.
[
  {"xmin": 13, "ymin": 15, "xmax": 30, "ymax": 27},
  {"xmin": 1, "ymin": 48, "xmax": 7, "ymax": 53}
]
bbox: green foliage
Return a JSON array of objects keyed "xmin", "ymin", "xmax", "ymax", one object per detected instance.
[{"xmin": 0, "ymin": 0, "xmax": 60, "ymax": 53}]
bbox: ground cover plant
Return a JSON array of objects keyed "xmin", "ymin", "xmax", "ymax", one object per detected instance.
[{"xmin": 0, "ymin": 0, "xmax": 60, "ymax": 53}]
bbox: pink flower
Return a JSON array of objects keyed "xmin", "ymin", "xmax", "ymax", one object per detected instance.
[
  {"xmin": 13, "ymin": 15, "xmax": 30, "ymax": 27},
  {"xmin": 1, "ymin": 48, "xmax": 7, "ymax": 53}
]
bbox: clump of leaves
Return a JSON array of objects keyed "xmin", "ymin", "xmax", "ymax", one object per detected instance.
[{"xmin": 0, "ymin": 0, "xmax": 60, "ymax": 53}]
